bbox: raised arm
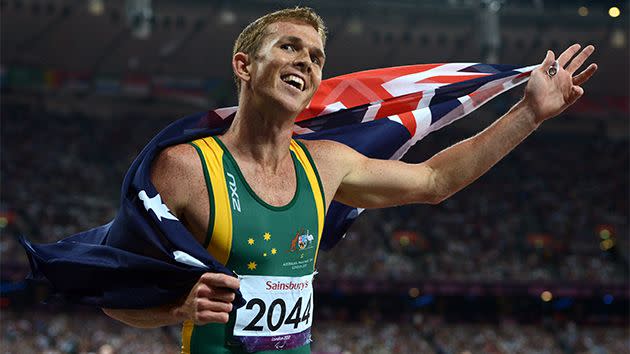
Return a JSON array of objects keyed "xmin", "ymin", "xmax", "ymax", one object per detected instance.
[{"xmin": 310, "ymin": 45, "xmax": 597, "ymax": 209}]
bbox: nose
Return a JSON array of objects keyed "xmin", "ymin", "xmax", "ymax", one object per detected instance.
[{"xmin": 293, "ymin": 50, "xmax": 312, "ymax": 73}]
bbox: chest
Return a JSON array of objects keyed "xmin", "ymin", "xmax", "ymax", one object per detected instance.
[
  {"xmin": 219, "ymin": 155, "xmax": 319, "ymax": 276},
  {"xmin": 237, "ymin": 161, "xmax": 297, "ymax": 208},
  {"xmin": 187, "ymin": 136, "xmax": 326, "ymax": 275}
]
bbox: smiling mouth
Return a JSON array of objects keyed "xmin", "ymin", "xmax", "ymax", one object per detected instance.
[{"xmin": 280, "ymin": 74, "xmax": 305, "ymax": 91}]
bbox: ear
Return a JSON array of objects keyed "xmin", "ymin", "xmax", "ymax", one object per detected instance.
[{"xmin": 233, "ymin": 52, "xmax": 251, "ymax": 85}]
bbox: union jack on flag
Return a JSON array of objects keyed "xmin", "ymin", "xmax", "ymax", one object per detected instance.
[
  {"xmin": 20, "ymin": 62, "xmax": 536, "ymax": 309},
  {"xmin": 216, "ymin": 62, "xmax": 536, "ymax": 249}
]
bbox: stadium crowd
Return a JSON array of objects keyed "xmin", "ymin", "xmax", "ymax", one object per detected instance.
[
  {"xmin": 1, "ymin": 308, "xmax": 628, "ymax": 353},
  {"xmin": 1, "ymin": 309, "xmax": 180, "ymax": 354},
  {"xmin": 2, "ymin": 102, "xmax": 628, "ymax": 353},
  {"xmin": 2, "ymin": 0, "xmax": 628, "ymax": 352},
  {"xmin": 318, "ymin": 130, "xmax": 628, "ymax": 284},
  {"xmin": 2, "ymin": 102, "xmax": 173, "ymax": 270},
  {"xmin": 2, "ymin": 102, "xmax": 628, "ymax": 284}
]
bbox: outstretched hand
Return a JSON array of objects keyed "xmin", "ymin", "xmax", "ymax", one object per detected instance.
[{"xmin": 523, "ymin": 44, "xmax": 598, "ymax": 124}]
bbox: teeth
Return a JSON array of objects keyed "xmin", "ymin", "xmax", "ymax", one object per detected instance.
[{"xmin": 282, "ymin": 74, "xmax": 304, "ymax": 91}]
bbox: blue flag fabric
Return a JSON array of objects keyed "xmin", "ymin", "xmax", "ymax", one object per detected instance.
[
  {"xmin": 19, "ymin": 63, "xmax": 534, "ymax": 309},
  {"xmin": 20, "ymin": 112, "xmax": 244, "ymax": 309}
]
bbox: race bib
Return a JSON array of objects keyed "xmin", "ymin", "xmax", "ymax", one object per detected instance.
[{"xmin": 233, "ymin": 273, "xmax": 315, "ymax": 352}]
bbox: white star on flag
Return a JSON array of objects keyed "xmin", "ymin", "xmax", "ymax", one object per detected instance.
[
  {"xmin": 173, "ymin": 251, "xmax": 207, "ymax": 268},
  {"xmin": 138, "ymin": 190, "xmax": 179, "ymax": 222}
]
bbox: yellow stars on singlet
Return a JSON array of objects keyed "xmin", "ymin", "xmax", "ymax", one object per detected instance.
[
  {"xmin": 263, "ymin": 248, "xmax": 277, "ymax": 258},
  {"xmin": 245, "ymin": 232, "xmax": 278, "ymax": 264},
  {"xmin": 263, "ymin": 233, "xmax": 276, "ymax": 257}
]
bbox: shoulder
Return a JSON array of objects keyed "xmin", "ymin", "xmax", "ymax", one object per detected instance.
[
  {"xmin": 152, "ymin": 144, "xmax": 201, "ymax": 176},
  {"xmin": 151, "ymin": 143, "xmax": 205, "ymax": 213},
  {"xmin": 297, "ymin": 139, "xmax": 367, "ymax": 205},
  {"xmin": 298, "ymin": 139, "xmax": 365, "ymax": 172},
  {"xmin": 299, "ymin": 139, "xmax": 360, "ymax": 159}
]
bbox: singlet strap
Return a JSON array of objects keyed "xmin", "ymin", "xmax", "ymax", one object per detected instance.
[
  {"xmin": 189, "ymin": 137, "xmax": 233, "ymax": 266},
  {"xmin": 289, "ymin": 139, "xmax": 326, "ymax": 265},
  {"xmin": 181, "ymin": 321, "xmax": 194, "ymax": 354}
]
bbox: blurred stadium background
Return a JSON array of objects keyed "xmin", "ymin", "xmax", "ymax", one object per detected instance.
[{"xmin": 1, "ymin": 0, "xmax": 628, "ymax": 353}]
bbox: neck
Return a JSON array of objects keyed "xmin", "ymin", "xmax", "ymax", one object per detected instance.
[{"xmin": 221, "ymin": 97, "xmax": 297, "ymax": 172}]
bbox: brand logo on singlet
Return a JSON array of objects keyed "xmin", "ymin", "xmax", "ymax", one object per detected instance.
[{"xmin": 226, "ymin": 172, "xmax": 241, "ymax": 212}]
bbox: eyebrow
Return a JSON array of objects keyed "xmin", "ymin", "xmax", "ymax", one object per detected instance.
[{"xmin": 280, "ymin": 35, "xmax": 326, "ymax": 61}]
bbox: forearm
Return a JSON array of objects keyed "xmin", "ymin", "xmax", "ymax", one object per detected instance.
[
  {"xmin": 425, "ymin": 100, "xmax": 539, "ymax": 201},
  {"xmin": 102, "ymin": 273, "xmax": 240, "ymax": 328},
  {"xmin": 102, "ymin": 304, "xmax": 181, "ymax": 328}
]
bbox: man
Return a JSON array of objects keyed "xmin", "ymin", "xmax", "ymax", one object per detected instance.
[{"xmin": 103, "ymin": 6, "xmax": 597, "ymax": 354}]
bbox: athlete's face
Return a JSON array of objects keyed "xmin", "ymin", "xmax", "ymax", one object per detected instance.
[{"xmin": 242, "ymin": 21, "xmax": 325, "ymax": 115}]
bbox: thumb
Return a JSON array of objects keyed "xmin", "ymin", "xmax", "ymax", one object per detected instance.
[{"xmin": 567, "ymin": 86, "xmax": 584, "ymax": 105}]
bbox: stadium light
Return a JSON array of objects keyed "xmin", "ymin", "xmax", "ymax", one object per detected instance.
[
  {"xmin": 600, "ymin": 239, "xmax": 615, "ymax": 251},
  {"xmin": 219, "ymin": 8, "xmax": 236, "ymax": 25},
  {"xmin": 480, "ymin": 0, "xmax": 502, "ymax": 63},
  {"xmin": 611, "ymin": 28, "xmax": 626, "ymax": 48},
  {"xmin": 126, "ymin": 0, "xmax": 152, "ymax": 39},
  {"xmin": 608, "ymin": 6, "xmax": 620, "ymax": 18},
  {"xmin": 541, "ymin": 291, "xmax": 552, "ymax": 302},
  {"xmin": 347, "ymin": 17, "xmax": 363, "ymax": 35},
  {"xmin": 88, "ymin": 0, "xmax": 104, "ymax": 16},
  {"xmin": 578, "ymin": 6, "xmax": 588, "ymax": 17}
]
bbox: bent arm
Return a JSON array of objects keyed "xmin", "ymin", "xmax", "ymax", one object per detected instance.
[
  {"xmin": 103, "ymin": 304, "xmax": 180, "ymax": 329},
  {"xmin": 103, "ymin": 273, "xmax": 239, "ymax": 328},
  {"xmin": 103, "ymin": 148, "xmax": 240, "ymax": 328},
  {"xmin": 100, "ymin": 146, "xmax": 195, "ymax": 328}
]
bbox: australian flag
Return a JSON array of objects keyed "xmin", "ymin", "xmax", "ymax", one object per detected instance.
[{"xmin": 20, "ymin": 62, "xmax": 536, "ymax": 309}]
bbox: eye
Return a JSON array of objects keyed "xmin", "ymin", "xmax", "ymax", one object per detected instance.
[
  {"xmin": 281, "ymin": 44, "xmax": 296, "ymax": 52},
  {"xmin": 311, "ymin": 55, "xmax": 321, "ymax": 65}
]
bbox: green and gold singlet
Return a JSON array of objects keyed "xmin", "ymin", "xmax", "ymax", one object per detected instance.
[{"xmin": 182, "ymin": 136, "xmax": 325, "ymax": 354}]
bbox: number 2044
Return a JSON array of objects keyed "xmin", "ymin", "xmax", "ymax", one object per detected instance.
[{"xmin": 243, "ymin": 295, "xmax": 312, "ymax": 332}]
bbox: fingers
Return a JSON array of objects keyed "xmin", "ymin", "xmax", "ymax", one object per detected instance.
[
  {"xmin": 174, "ymin": 273, "xmax": 240, "ymax": 325},
  {"xmin": 193, "ymin": 297, "xmax": 233, "ymax": 324},
  {"xmin": 196, "ymin": 310, "xmax": 230, "ymax": 324},
  {"xmin": 540, "ymin": 50, "xmax": 556, "ymax": 69},
  {"xmin": 572, "ymin": 63, "xmax": 598, "ymax": 86},
  {"xmin": 200, "ymin": 272, "xmax": 240, "ymax": 290},
  {"xmin": 187, "ymin": 282, "xmax": 236, "ymax": 325},
  {"xmin": 557, "ymin": 43, "xmax": 581, "ymax": 68},
  {"xmin": 195, "ymin": 283, "xmax": 237, "ymax": 303},
  {"xmin": 566, "ymin": 45, "xmax": 595, "ymax": 75},
  {"xmin": 196, "ymin": 297, "xmax": 233, "ymax": 313}
]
